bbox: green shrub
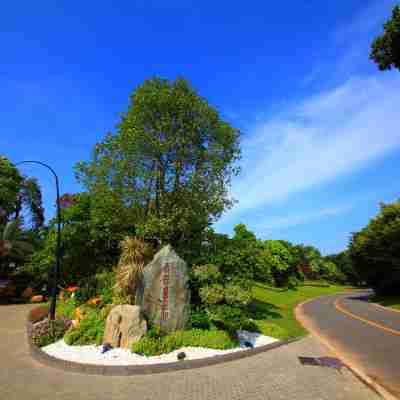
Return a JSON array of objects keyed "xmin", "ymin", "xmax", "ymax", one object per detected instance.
[
  {"xmin": 74, "ymin": 280, "xmax": 97, "ymax": 305},
  {"xmin": 192, "ymin": 264, "xmax": 221, "ymax": 284},
  {"xmin": 100, "ymin": 287, "xmax": 113, "ymax": 304},
  {"xmin": 254, "ymin": 321, "xmax": 288, "ymax": 339},
  {"xmin": 96, "ymin": 271, "xmax": 115, "ymax": 304},
  {"xmin": 207, "ymin": 304, "xmax": 250, "ymax": 335},
  {"xmin": 56, "ymin": 300, "xmax": 76, "ymax": 320},
  {"xmin": 189, "ymin": 308, "xmax": 211, "ymax": 329},
  {"xmin": 132, "ymin": 329, "xmax": 238, "ymax": 356},
  {"xmin": 64, "ymin": 308, "xmax": 105, "ymax": 345},
  {"xmin": 224, "ymin": 284, "xmax": 252, "ymax": 305},
  {"xmin": 199, "ymin": 284, "xmax": 225, "ymax": 305}
]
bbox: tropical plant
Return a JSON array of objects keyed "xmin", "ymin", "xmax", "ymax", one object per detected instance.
[
  {"xmin": 22, "ymin": 191, "xmax": 134, "ymax": 289},
  {"xmin": 113, "ymin": 236, "xmax": 154, "ymax": 304},
  {"xmin": 0, "ymin": 156, "xmax": 44, "ymax": 229},
  {"xmin": 0, "ymin": 219, "xmax": 34, "ymax": 275}
]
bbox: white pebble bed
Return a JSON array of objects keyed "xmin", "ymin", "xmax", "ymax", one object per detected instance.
[{"xmin": 42, "ymin": 331, "xmax": 279, "ymax": 366}]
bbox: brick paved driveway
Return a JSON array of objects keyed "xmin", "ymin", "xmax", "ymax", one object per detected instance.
[{"xmin": 0, "ymin": 303, "xmax": 379, "ymax": 400}]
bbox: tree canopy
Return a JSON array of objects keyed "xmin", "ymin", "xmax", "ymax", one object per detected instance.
[
  {"xmin": 0, "ymin": 156, "xmax": 44, "ymax": 229},
  {"xmin": 349, "ymin": 199, "xmax": 400, "ymax": 294},
  {"xmin": 370, "ymin": 5, "xmax": 400, "ymax": 71},
  {"xmin": 76, "ymin": 77, "xmax": 240, "ymax": 255}
]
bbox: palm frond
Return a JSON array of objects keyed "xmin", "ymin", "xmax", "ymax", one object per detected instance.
[
  {"xmin": 113, "ymin": 236, "xmax": 154, "ymax": 304},
  {"xmin": 11, "ymin": 240, "xmax": 35, "ymax": 255},
  {"xmin": 2, "ymin": 219, "xmax": 21, "ymax": 241}
]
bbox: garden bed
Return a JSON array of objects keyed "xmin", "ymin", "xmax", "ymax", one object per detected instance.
[{"xmin": 42, "ymin": 330, "xmax": 278, "ymax": 366}]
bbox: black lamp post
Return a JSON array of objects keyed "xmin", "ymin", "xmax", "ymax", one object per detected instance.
[{"xmin": 16, "ymin": 161, "xmax": 61, "ymax": 320}]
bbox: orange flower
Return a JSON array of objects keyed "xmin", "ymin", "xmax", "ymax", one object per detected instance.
[
  {"xmin": 86, "ymin": 297, "xmax": 102, "ymax": 306},
  {"xmin": 31, "ymin": 295, "xmax": 44, "ymax": 303},
  {"xmin": 65, "ymin": 286, "xmax": 79, "ymax": 293},
  {"xmin": 75, "ymin": 307, "xmax": 82, "ymax": 320}
]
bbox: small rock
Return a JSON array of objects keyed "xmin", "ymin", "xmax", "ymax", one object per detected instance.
[
  {"xmin": 101, "ymin": 343, "xmax": 112, "ymax": 354},
  {"xmin": 177, "ymin": 351, "xmax": 186, "ymax": 360}
]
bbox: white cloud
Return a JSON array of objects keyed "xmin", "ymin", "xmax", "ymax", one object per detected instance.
[
  {"xmin": 250, "ymin": 204, "xmax": 355, "ymax": 233},
  {"xmin": 218, "ymin": 74, "xmax": 400, "ymax": 228},
  {"xmin": 333, "ymin": 0, "xmax": 397, "ymax": 44}
]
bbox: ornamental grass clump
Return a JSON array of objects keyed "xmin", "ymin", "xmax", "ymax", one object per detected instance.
[{"xmin": 113, "ymin": 236, "xmax": 153, "ymax": 305}]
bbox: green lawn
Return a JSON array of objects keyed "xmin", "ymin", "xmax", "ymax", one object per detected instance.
[
  {"xmin": 251, "ymin": 281, "xmax": 353, "ymax": 339},
  {"xmin": 372, "ymin": 295, "xmax": 400, "ymax": 311}
]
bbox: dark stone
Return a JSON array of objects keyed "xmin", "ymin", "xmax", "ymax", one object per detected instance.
[
  {"xmin": 177, "ymin": 351, "xmax": 186, "ymax": 360},
  {"xmin": 102, "ymin": 343, "xmax": 113, "ymax": 354},
  {"xmin": 244, "ymin": 341, "xmax": 254, "ymax": 348}
]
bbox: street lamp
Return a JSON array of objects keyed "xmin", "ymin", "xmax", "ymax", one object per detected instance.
[{"xmin": 16, "ymin": 161, "xmax": 61, "ymax": 320}]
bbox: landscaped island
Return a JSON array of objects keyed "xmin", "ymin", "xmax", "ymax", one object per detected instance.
[{"xmin": 1, "ymin": 77, "xmax": 373, "ymax": 365}]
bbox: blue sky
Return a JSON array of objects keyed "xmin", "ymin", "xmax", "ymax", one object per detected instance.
[{"xmin": 1, "ymin": 0, "xmax": 399, "ymax": 254}]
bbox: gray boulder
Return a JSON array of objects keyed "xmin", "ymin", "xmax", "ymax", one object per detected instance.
[{"xmin": 137, "ymin": 245, "xmax": 190, "ymax": 333}]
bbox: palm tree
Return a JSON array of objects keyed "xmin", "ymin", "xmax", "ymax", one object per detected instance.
[
  {"xmin": 0, "ymin": 219, "xmax": 34, "ymax": 265},
  {"xmin": 0, "ymin": 157, "xmax": 44, "ymax": 229}
]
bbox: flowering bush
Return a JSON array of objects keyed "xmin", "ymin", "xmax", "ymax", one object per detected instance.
[
  {"xmin": 199, "ymin": 284, "xmax": 225, "ymax": 305},
  {"xmin": 30, "ymin": 317, "xmax": 72, "ymax": 347},
  {"xmin": 224, "ymin": 284, "xmax": 252, "ymax": 306}
]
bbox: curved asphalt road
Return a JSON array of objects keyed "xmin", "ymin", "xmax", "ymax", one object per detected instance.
[{"xmin": 300, "ymin": 291, "xmax": 400, "ymax": 398}]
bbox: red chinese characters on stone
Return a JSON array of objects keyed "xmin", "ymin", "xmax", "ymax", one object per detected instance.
[{"xmin": 160, "ymin": 263, "xmax": 170, "ymax": 321}]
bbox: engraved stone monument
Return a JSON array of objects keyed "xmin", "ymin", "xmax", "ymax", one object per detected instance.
[{"xmin": 138, "ymin": 245, "xmax": 190, "ymax": 333}]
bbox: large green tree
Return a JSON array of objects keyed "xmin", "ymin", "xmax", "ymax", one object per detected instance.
[
  {"xmin": 349, "ymin": 200, "xmax": 400, "ymax": 295},
  {"xmin": 76, "ymin": 77, "xmax": 240, "ymax": 256},
  {"xmin": 325, "ymin": 250, "xmax": 360, "ymax": 285},
  {"xmin": 0, "ymin": 156, "xmax": 44, "ymax": 229},
  {"xmin": 370, "ymin": 5, "xmax": 400, "ymax": 71}
]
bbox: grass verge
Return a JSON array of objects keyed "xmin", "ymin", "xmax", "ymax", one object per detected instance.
[
  {"xmin": 251, "ymin": 282, "xmax": 354, "ymax": 339},
  {"xmin": 372, "ymin": 295, "xmax": 400, "ymax": 311}
]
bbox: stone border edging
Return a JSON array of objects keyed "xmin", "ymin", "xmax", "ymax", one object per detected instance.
[
  {"xmin": 295, "ymin": 292, "xmax": 398, "ymax": 400},
  {"xmin": 26, "ymin": 305, "xmax": 300, "ymax": 376}
]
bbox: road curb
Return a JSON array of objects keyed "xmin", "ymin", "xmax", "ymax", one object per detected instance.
[
  {"xmin": 27, "ymin": 306, "xmax": 301, "ymax": 376},
  {"xmin": 295, "ymin": 294, "xmax": 398, "ymax": 400},
  {"xmin": 372, "ymin": 302, "xmax": 400, "ymax": 314}
]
